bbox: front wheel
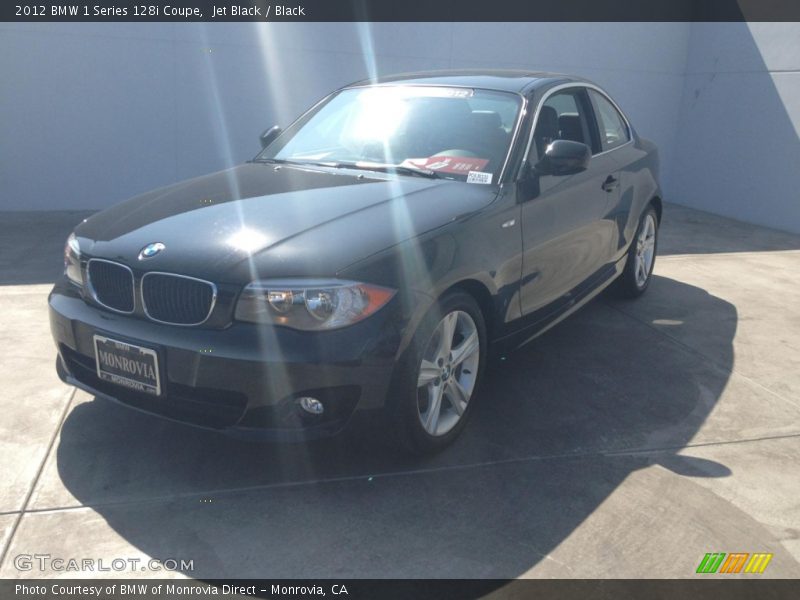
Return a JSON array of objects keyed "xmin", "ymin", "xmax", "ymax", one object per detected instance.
[
  {"xmin": 614, "ymin": 205, "xmax": 659, "ymax": 298},
  {"xmin": 388, "ymin": 290, "xmax": 486, "ymax": 455}
]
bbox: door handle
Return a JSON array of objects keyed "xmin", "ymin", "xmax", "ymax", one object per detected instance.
[{"xmin": 602, "ymin": 175, "xmax": 619, "ymax": 192}]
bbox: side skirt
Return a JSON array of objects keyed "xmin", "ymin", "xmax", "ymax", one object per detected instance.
[{"xmin": 490, "ymin": 253, "xmax": 627, "ymax": 355}]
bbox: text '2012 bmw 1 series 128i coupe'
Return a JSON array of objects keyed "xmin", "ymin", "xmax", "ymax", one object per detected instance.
[{"xmin": 50, "ymin": 70, "xmax": 662, "ymax": 454}]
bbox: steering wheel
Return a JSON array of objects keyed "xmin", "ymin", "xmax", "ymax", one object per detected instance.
[
  {"xmin": 435, "ymin": 149, "xmax": 479, "ymax": 158},
  {"xmin": 359, "ymin": 142, "xmax": 390, "ymax": 162}
]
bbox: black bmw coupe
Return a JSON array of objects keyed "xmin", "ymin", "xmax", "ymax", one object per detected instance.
[{"xmin": 50, "ymin": 70, "xmax": 662, "ymax": 453}]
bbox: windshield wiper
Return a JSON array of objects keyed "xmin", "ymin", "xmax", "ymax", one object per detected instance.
[
  {"xmin": 251, "ymin": 157, "xmax": 294, "ymax": 165},
  {"xmin": 322, "ymin": 161, "xmax": 441, "ymax": 179},
  {"xmin": 253, "ymin": 158, "xmax": 440, "ymax": 179}
]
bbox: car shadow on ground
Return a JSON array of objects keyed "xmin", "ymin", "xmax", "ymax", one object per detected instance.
[{"xmin": 50, "ymin": 275, "xmax": 736, "ymax": 579}]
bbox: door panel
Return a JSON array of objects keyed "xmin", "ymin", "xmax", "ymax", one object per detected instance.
[
  {"xmin": 518, "ymin": 87, "xmax": 620, "ymax": 317},
  {"xmin": 519, "ymin": 153, "xmax": 619, "ymax": 315}
]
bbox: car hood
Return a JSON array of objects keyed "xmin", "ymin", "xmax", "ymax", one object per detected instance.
[{"xmin": 76, "ymin": 163, "xmax": 498, "ymax": 282}]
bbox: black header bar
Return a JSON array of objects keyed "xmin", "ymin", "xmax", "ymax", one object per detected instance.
[
  {"xmin": 3, "ymin": 0, "xmax": 800, "ymax": 22},
  {"xmin": 4, "ymin": 579, "xmax": 800, "ymax": 600}
]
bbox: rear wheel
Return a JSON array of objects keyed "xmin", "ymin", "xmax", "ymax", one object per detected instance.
[
  {"xmin": 614, "ymin": 205, "xmax": 659, "ymax": 298},
  {"xmin": 389, "ymin": 290, "xmax": 486, "ymax": 454}
]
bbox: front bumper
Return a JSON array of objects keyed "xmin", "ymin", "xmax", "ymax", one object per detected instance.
[{"xmin": 49, "ymin": 278, "xmax": 404, "ymax": 440}]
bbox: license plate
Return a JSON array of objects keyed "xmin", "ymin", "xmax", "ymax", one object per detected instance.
[{"xmin": 93, "ymin": 335, "xmax": 161, "ymax": 396}]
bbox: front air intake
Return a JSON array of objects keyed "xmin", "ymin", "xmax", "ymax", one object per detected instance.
[
  {"xmin": 87, "ymin": 259, "xmax": 135, "ymax": 313},
  {"xmin": 141, "ymin": 272, "xmax": 216, "ymax": 326}
]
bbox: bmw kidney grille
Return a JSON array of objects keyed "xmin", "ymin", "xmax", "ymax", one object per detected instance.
[{"xmin": 86, "ymin": 260, "xmax": 216, "ymax": 325}]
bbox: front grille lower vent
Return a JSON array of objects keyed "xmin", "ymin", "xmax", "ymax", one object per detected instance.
[
  {"xmin": 141, "ymin": 272, "xmax": 216, "ymax": 326},
  {"xmin": 87, "ymin": 259, "xmax": 134, "ymax": 313}
]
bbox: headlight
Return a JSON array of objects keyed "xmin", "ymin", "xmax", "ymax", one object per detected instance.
[
  {"xmin": 63, "ymin": 233, "xmax": 83, "ymax": 287},
  {"xmin": 235, "ymin": 279, "xmax": 396, "ymax": 330}
]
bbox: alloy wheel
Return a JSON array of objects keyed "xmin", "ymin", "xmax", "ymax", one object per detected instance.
[
  {"xmin": 634, "ymin": 213, "xmax": 657, "ymax": 287},
  {"xmin": 416, "ymin": 310, "xmax": 480, "ymax": 436}
]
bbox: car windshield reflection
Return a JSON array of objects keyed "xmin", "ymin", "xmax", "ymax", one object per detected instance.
[{"xmin": 257, "ymin": 85, "xmax": 523, "ymax": 183}]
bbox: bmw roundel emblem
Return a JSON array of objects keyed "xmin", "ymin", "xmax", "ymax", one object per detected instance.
[{"xmin": 138, "ymin": 242, "xmax": 165, "ymax": 260}]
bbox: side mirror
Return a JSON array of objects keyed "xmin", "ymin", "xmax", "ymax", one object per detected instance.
[
  {"xmin": 259, "ymin": 125, "xmax": 282, "ymax": 149},
  {"xmin": 535, "ymin": 139, "xmax": 591, "ymax": 176}
]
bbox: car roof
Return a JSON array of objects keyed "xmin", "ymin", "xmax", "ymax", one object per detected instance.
[{"xmin": 344, "ymin": 69, "xmax": 592, "ymax": 95}]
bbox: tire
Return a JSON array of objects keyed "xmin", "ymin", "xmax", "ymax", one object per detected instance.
[
  {"xmin": 614, "ymin": 204, "xmax": 659, "ymax": 299},
  {"xmin": 388, "ymin": 290, "xmax": 487, "ymax": 455}
]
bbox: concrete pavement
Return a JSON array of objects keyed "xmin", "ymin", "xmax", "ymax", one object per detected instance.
[{"xmin": 0, "ymin": 204, "xmax": 798, "ymax": 579}]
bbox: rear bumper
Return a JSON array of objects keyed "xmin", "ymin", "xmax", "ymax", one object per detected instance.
[{"xmin": 49, "ymin": 278, "xmax": 403, "ymax": 441}]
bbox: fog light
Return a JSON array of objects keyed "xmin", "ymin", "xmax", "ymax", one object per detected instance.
[{"xmin": 298, "ymin": 396, "xmax": 324, "ymax": 415}]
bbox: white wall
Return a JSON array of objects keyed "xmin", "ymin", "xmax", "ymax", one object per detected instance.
[
  {"xmin": 0, "ymin": 22, "xmax": 689, "ymax": 213},
  {"xmin": 6, "ymin": 23, "xmax": 800, "ymax": 233},
  {"xmin": 670, "ymin": 23, "xmax": 800, "ymax": 233}
]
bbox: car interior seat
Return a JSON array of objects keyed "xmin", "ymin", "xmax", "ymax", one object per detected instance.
[
  {"xmin": 533, "ymin": 105, "xmax": 559, "ymax": 158},
  {"xmin": 558, "ymin": 114, "xmax": 586, "ymax": 144}
]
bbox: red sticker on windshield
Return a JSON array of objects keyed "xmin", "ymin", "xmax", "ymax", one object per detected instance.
[{"xmin": 402, "ymin": 156, "xmax": 490, "ymax": 175}]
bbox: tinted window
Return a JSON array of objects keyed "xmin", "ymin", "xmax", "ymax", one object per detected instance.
[
  {"xmin": 532, "ymin": 88, "xmax": 598, "ymax": 159},
  {"xmin": 589, "ymin": 90, "xmax": 630, "ymax": 151}
]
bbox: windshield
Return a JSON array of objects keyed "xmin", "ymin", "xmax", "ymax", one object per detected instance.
[{"xmin": 257, "ymin": 86, "xmax": 523, "ymax": 184}]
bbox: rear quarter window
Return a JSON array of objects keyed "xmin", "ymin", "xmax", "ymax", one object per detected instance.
[{"xmin": 589, "ymin": 90, "xmax": 630, "ymax": 151}]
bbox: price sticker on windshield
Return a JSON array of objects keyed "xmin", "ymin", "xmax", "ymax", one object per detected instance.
[
  {"xmin": 467, "ymin": 171, "xmax": 493, "ymax": 185},
  {"xmin": 403, "ymin": 156, "xmax": 489, "ymax": 175}
]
